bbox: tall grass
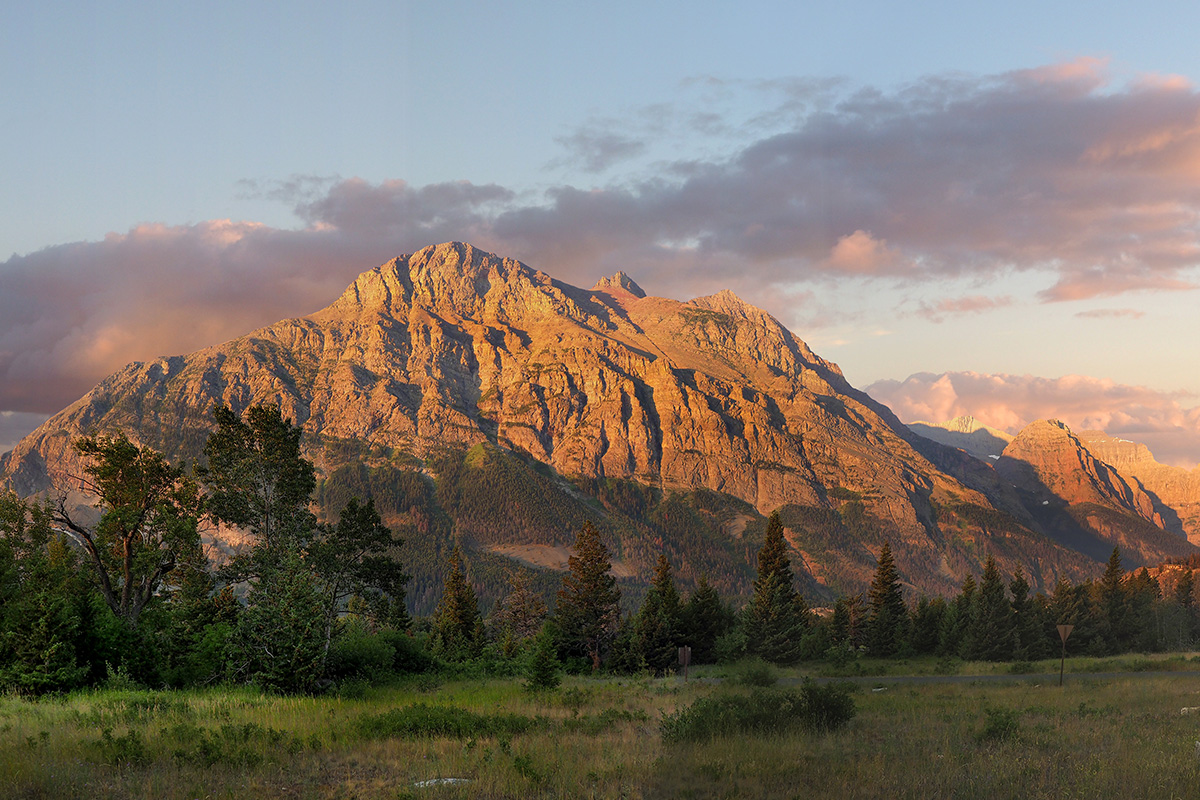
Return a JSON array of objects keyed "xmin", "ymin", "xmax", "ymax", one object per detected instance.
[{"xmin": 3, "ymin": 664, "xmax": 1200, "ymax": 798}]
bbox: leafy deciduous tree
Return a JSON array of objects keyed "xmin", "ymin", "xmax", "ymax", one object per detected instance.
[{"xmin": 55, "ymin": 433, "xmax": 201, "ymax": 629}]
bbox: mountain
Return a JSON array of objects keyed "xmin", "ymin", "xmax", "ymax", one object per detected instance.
[
  {"xmin": 908, "ymin": 415, "xmax": 1013, "ymax": 460},
  {"xmin": 1075, "ymin": 431, "xmax": 1200, "ymax": 546},
  {"xmin": 0, "ymin": 242, "xmax": 1180, "ymax": 608}
]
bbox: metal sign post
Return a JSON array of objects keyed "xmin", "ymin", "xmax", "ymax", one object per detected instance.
[{"xmin": 1056, "ymin": 624, "xmax": 1074, "ymax": 687}]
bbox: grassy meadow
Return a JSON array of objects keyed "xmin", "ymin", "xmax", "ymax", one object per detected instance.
[{"xmin": 5, "ymin": 656, "xmax": 1200, "ymax": 799}]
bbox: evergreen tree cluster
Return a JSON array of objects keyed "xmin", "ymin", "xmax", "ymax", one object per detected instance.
[{"xmin": 5, "ymin": 406, "xmax": 1200, "ymax": 699}]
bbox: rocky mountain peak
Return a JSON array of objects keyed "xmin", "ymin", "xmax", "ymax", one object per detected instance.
[
  {"xmin": 591, "ymin": 271, "xmax": 646, "ymax": 298},
  {"xmin": 998, "ymin": 419, "xmax": 1169, "ymax": 538}
]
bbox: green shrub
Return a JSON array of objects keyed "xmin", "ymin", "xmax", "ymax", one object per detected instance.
[
  {"xmin": 358, "ymin": 704, "xmax": 543, "ymax": 740},
  {"xmin": 976, "ymin": 706, "xmax": 1020, "ymax": 743},
  {"xmin": 378, "ymin": 629, "xmax": 439, "ymax": 674},
  {"xmin": 660, "ymin": 681, "xmax": 855, "ymax": 743},
  {"xmin": 730, "ymin": 658, "xmax": 777, "ymax": 687},
  {"xmin": 326, "ymin": 623, "xmax": 395, "ymax": 682}
]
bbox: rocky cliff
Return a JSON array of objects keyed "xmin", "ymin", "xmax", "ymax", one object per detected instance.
[
  {"xmin": 1, "ymin": 242, "xmax": 1183, "ymax": 599},
  {"xmin": 1075, "ymin": 431, "xmax": 1200, "ymax": 546},
  {"xmin": 994, "ymin": 420, "xmax": 1192, "ymax": 563}
]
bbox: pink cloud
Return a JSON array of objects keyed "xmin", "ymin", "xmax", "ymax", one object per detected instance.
[
  {"xmin": 866, "ymin": 371, "xmax": 1200, "ymax": 468},
  {"xmin": 914, "ymin": 294, "xmax": 1013, "ymax": 322}
]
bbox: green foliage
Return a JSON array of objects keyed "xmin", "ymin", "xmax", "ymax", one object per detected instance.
[
  {"xmin": 967, "ymin": 556, "xmax": 1014, "ymax": 661},
  {"xmin": 659, "ymin": 680, "xmax": 855, "ymax": 743},
  {"xmin": 744, "ymin": 512, "xmax": 809, "ymax": 665},
  {"xmin": 226, "ymin": 547, "xmax": 326, "ymax": 694},
  {"xmin": 634, "ymin": 554, "xmax": 682, "ymax": 674},
  {"xmin": 325, "ymin": 619, "xmax": 397, "ymax": 683},
  {"xmin": 729, "ymin": 658, "xmax": 778, "ymax": 687},
  {"xmin": 56, "ymin": 433, "xmax": 201, "ymax": 629},
  {"xmin": 358, "ymin": 704, "xmax": 543, "ymax": 739},
  {"xmin": 866, "ymin": 540, "xmax": 908, "ymax": 656},
  {"xmin": 432, "ymin": 546, "xmax": 482, "ymax": 660},
  {"xmin": 976, "ymin": 706, "xmax": 1021, "ymax": 743},
  {"xmin": 524, "ymin": 625, "xmax": 562, "ymax": 691},
  {"xmin": 556, "ymin": 522, "xmax": 621, "ymax": 670},
  {"xmin": 202, "ymin": 403, "xmax": 317, "ymax": 557},
  {"xmin": 0, "ymin": 492, "xmax": 92, "ymax": 694},
  {"xmin": 679, "ymin": 575, "xmax": 736, "ymax": 664}
]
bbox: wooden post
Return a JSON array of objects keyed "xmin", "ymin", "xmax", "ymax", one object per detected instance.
[{"xmin": 678, "ymin": 645, "xmax": 691, "ymax": 681}]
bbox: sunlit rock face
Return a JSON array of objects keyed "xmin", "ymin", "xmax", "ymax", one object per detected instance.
[
  {"xmin": 2, "ymin": 242, "xmax": 1193, "ymax": 593},
  {"xmin": 1076, "ymin": 430, "xmax": 1200, "ymax": 547}
]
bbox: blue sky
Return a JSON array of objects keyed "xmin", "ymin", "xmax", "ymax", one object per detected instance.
[{"xmin": 3, "ymin": 0, "xmax": 1200, "ymax": 464}]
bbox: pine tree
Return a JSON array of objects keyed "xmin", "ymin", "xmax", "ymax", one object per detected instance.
[
  {"xmin": 492, "ymin": 572, "xmax": 548, "ymax": 645},
  {"xmin": 226, "ymin": 545, "xmax": 326, "ymax": 693},
  {"xmin": 680, "ymin": 575, "xmax": 733, "ymax": 664},
  {"xmin": 744, "ymin": 511, "xmax": 809, "ymax": 665},
  {"xmin": 939, "ymin": 573, "xmax": 976, "ymax": 656},
  {"xmin": 1009, "ymin": 568, "xmax": 1049, "ymax": 660},
  {"xmin": 967, "ymin": 556, "xmax": 1014, "ymax": 661},
  {"xmin": 556, "ymin": 522, "xmax": 621, "ymax": 670},
  {"xmin": 910, "ymin": 596, "xmax": 946, "ymax": 655},
  {"xmin": 866, "ymin": 541, "xmax": 908, "ymax": 657},
  {"xmin": 432, "ymin": 546, "xmax": 481, "ymax": 660},
  {"xmin": 635, "ymin": 554, "xmax": 682, "ymax": 674},
  {"xmin": 524, "ymin": 623, "xmax": 562, "ymax": 690},
  {"xmin": 1096, "ymin": 547, "xmax": 1129, "ymax": 653}
]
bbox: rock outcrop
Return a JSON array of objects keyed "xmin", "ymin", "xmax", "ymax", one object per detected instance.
[
  {"xmin": 2, "ymin": 243, "xmax": 1189, "ymax": 595},
  {"xmin": 996, "ymin": 420, "xmax": 1192, "ymax": 563},
  {"xmin": 1076, "ymin": 431, "xmax": 1200, "ymax": 546}
]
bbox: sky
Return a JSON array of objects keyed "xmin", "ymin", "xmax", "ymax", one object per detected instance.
[{"xmin": 3, "ymin": 1, "xmax": 1200, "ymax": 466}]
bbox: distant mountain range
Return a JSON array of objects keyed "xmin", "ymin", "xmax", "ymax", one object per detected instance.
[{"xmin": 2, "ymin": 242, "xmax": 1194, "ymax": 610}]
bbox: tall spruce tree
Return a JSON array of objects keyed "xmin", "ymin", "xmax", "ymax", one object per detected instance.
[
  {"xmin": 1009, "ymin": 568, "xmax": 1049, "ymax": 660},
  {"xmin": 432, "ymin": 546, "xmax": 481, "ymax": 659},
  {"xmin": 745, "ymin": 511, "xmax": 809, "ymax": 665},
  {"xmin": 680, "ymin": 575, "xmax": 733, "ymax": 664},
  {"xmin": 967, "ymin": 556, "xmax": 1014, "ymax": 661},
  {"xmin": 635, "ymin": 554, "xmax": 682, "ymax": 674},
  {"xmin": 556, "ymin": 522, "xmax": 621, "ymax": 670},
  {"xmin": 1096, "ymin": 547, "xmax": 1130, "ymax": 653},
  {"xmin": 866, "ymin": 541, "xmax": 908, "ymax": 657},
  {"xmin": 939, "ymin": 573, "xmax": 976, "ymax": 656}
]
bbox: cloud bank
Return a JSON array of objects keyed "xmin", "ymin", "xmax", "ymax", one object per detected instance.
[
  {"xmin": 4, "ymin": 59, "xmax": 1200, "ymax": 415},
  {"xmin": 866, "ymin": 371, "xmax": 1200, "ymax": 468}
]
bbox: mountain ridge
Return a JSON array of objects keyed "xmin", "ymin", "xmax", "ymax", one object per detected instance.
[{"xmin": 2, "ymin": 242, "xmax": 1189, "ymax": 604}]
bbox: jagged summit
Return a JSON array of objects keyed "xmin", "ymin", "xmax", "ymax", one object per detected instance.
[
  {"xmin": 2, "ymin": 241, "xmax": 1192, "ymax": 597},
  {"xmin": 591, "ymin": 271, "xmax": 646, "ymax": 298}
]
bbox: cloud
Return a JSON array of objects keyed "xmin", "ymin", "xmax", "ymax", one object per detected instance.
[
  {"xmin": 1075, "ymin": 308, "xmax": 1146, "ymax": 319},
  {"xmin": 866, "ymin": 371, "xmax": 1200, "ymax": 468},
  {"xmin": 8, "ymin": 59, "xmax": 1200, "ymax": 415},
  {"xmin": 913, "ymin": 294, "xmax": 1013, "ymax": 322},
  {"xmin": 551, "ymin": 130, "xmax": 647, "ymax": 173}
]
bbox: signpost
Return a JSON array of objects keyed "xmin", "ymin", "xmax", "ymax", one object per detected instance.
[
  {"xmin": 1056, "ymin": 624, "xmax": 1074, "ymax": 687},
  {"xmin": 678, "ymin": 645, "xmax": 692, "ymax": 681}
]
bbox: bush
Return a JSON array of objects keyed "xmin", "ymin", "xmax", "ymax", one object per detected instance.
[
  {"xmin": 524, "ymin": 629, "xmax": 562, "ymax": 691},
  {"xmin": 660, "ymin": 681, "xmax": 855, "ymax": 744},
  {"xmin": 976, "ymin": 706, "xmax": 1020, "ymax": 743},
  {"xmin": 358, "ymin": 704, "xmax": 543, "ymax": 740},
  {"xmin": 730, "ymin": 658, "xmax": 777, "ymax": 687},
  {"xmin": 378, "ymin": 629, "xmax": 439, "ymax": 674},
  {"xmin": 326, "ymin": 623, "xmax": 395, "ymax": 683}
]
